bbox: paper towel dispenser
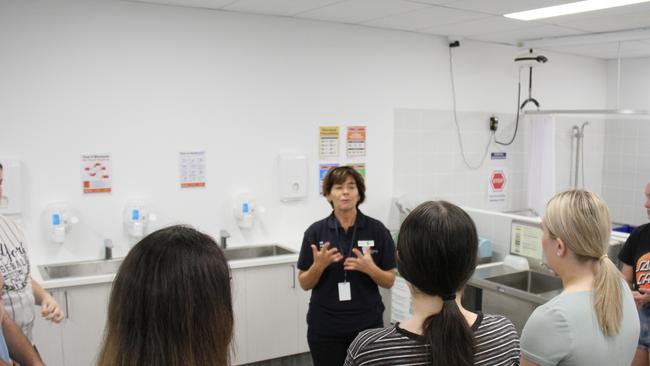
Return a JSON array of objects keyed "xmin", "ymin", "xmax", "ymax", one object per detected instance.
[{"xmin": 277, "ymin": 154, "xmax": 307, "ymax": 202}]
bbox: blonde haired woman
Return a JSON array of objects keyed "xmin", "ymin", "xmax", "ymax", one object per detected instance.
[{"xmin": 521, "ymin": 190, "xmax": 639, "ymax": 366}]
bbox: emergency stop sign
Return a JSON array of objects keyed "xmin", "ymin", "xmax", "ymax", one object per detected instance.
[{"xmin": 490, "ymin": 171, "xmax": 506, "ymax": 192}]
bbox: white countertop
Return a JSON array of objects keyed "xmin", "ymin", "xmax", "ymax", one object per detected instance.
[{"xmin": 33, "ymin": 252, "xmax": 300, "ymax": 290}]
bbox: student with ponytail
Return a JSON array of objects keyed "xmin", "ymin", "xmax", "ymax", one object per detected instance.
[
  {"xmin": 521, "ymin": 190, "xmax": 640, "ymax": 366},
  {"xmin": 345, "ymin": 201, "xmax": 520, "ymax": 366}
]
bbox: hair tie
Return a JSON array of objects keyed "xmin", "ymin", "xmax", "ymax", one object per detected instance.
[
  {"xmin": 442, "ymin": 293, "xmax": 456, "ymax": 301},
  {"xmin": 599, "ymin": 254, "xmax": 608, "ymax": 261}
]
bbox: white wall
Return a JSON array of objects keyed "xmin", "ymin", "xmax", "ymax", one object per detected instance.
[
  {"xmin": 603, "ymin": 58, "xmax": 650, "ymax": 226},
  {"xmin": 0, "ymin": 0, "xmax": 608, "ymax": 265}
]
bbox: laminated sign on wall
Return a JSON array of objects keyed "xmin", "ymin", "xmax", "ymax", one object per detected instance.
[
  {"xmin": 319, "ymin": 126, "xmax": 339, "ymax": 158},
  {"xmin": 179, "ymin": 151, "xmax": 206, "ymax": 188},
  {"xmin": 81, "ymin": 154, "xmax": 112, "ymax": 194},
  {"xmin": 487, "ymin": 169, "xmax": 507, "ymax": 209},
  {"xmin": 346, "ymin": 126, "xmax": 366, "ymax": 158}
]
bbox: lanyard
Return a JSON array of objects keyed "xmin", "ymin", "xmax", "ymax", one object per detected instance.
[{"xmin": 335, "ymin": 219, "xmax": 357, "ymax": 283}]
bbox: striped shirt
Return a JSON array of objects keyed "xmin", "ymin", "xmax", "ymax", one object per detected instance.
[{"xmin": 345, "ymin": 313, "xmax": 520, "ymax": 366}]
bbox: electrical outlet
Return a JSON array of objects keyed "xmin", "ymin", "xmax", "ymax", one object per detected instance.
[{"xmin": 489, "ymin": 116, "xmax": 499, "ymax": 131}]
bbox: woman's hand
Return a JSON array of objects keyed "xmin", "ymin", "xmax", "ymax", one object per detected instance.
[
  {"xmin": 344, "ymin": 248, "xmax": 378, "ymax": 275},
  {"xmin": 40, "ymin": 294, "xmax": 64, "ymax": 323},
  {"xmin": 311, "ymin": 242, "xmax": 343, "ymax": 270}
]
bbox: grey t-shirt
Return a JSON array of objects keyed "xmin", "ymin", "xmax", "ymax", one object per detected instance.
[{"xmin": 521, "ymin": 285, "xmax": 639, "ymax": 366}]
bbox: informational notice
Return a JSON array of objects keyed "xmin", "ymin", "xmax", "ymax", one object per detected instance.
[
  {"xmin": 179, "ymin": 151, "xmax": 206, "ymax": 188},
  {"xmin": 319, "ymin": 163, "xmax": 339, "ymax": 194},
  {"xmin": 350, "ymin": 163, "xmax": 366, "ymax": 178},
  {"xmin": 390, "ymin": 275, "xmax": 412, "ymax": 324},
  {"xmin": 346, "ymin": 126, "xmax": 366, "ymax": 158},
  {"xmin": 81, "ymin": 154, "xmax": 112, "ymax": 194},
  {"xmin": 510, "ymin": 221, "xmax": 544, "ymax": 260},
  {"xmin": 487, "ymin": 169, "xmax": 508, "ymax": 209},
  {"xmin": 319, "ymin": 126, "xmax": 339, "ymax": 158}
]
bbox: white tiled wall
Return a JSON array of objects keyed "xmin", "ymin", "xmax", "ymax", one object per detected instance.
[
  {"xmin": 551, "ymin": 116, "xmax": 606, "ymax": 196},
  {"xmin": 394, "ymin": 109, "xmax": 530, "ymax": 211},
  {"xmin": 602, "ymin": 118, "xmax": 650, "ymax": 226}
]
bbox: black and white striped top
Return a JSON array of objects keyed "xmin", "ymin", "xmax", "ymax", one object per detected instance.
[{"xmin": 345, "ymin": 313, "xmax": 520, "ymax": 366}]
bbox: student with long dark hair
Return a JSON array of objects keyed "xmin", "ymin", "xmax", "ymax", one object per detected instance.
[
  {"xmin": 345, "ymin": 201, "xmax": 520, "ymax": 366},
  {"xmin": 97, "ymin": 225, "xmax": 233, "ymax": 366}
]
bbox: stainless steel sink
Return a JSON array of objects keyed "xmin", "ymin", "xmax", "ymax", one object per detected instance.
[
  {"xmin": 223, "ymin": 244, "xmax": 295, "ymax": 261},
  {"xmin": 38, "ymin": 258, "xmax": 124, "ymax": 281},
  {"xmin": 37, "ymin": 244, "xmax": 296, "ymax": 280},
  {"xmin": 485, "ymin": 270, "xmax": 563, "ymax": 294}
]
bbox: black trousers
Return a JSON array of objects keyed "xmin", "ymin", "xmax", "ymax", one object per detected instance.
[{"xmin": 307, "ymin": 332, "xmax": 358, "ymax": 366}]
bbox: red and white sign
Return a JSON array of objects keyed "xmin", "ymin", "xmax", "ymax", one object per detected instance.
[
  {"xmin": 490, "ymin": 170, "xmax": 506, "ymax": 192},
  {"xmin": 487, "ymin": 169, "xmax": 508, "ymax": 209}
]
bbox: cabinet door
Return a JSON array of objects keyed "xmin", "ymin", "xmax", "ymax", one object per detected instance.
[
  {"xmin": 32, "ymin": 290, "xmax": 65, "ymax": 366},
  {"xmin": 60, "ymin": 283, "xmax": 111, "ymax": 366},
  {"xmin": 297, "ymin": 287, "xmax": 310, "ymax": 353},
  {"xmin": 245, "ymin": 264, "xmax": 299, "ymax": 363},
  {"xmin": 231, "ymin": 268, "xmax": 247, "ymax": 365}
]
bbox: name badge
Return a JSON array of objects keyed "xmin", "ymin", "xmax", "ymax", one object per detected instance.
[
  {"xmin": 358, "ymin": 240, "xmax": 375, "ymax": 248},
  {"xmin": 338, "ymin": 282, "xmax": 351, "ymax": 301}
]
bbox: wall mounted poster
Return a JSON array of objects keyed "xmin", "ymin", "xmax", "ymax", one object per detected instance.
[
  {"xmin": 319, "ymin": 163, "xmax": 339, "ymax": 194},
  {"xmin": 81, "ymin": 154, "xmax": 112, "ymax": 194},
  {"xmin": 179, "ymin": 151, "xmax": 206, "ymax": 188},
  {"xmin": 319, "ymin": 126, "xmax": 339, "ymax": 158},
  {"xmin": 346, "ymin": 126, "xmax": 366, "ymax": 158}
]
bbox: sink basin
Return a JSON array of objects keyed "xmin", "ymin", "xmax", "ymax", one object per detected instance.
[
  {"xmin": 485, "ymin": 270, "xmax": 563, "ymax": 294},
  {"xmin": 223, "ymin": 244, "xmax": 295, "ymax": 261},
  {"xmin": 38, "ymin": 258, "xmax": 124, "ymax": 281}
]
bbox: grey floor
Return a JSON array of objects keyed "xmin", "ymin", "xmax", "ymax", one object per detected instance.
[{"xmin": 243, "ymin": 353, "xmax": 313, "ymax": 366}]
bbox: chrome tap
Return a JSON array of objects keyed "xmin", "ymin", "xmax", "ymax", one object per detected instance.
[
  {"xmin": 219, "ymin": 230, "xmax": 230, "ymax": 249},
  {"xmin": 104, "ymin": 239, "xmax": 114, "ymax": 260}
]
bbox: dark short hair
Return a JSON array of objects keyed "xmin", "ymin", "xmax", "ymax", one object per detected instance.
[
  {"xmin": 322, "ymin": 166, "xmax": 366, "ymax": 208},
  {"xmin": 0, "ymin": 163, "xmax": 3, "ymax": 170},
  {"xmin": 98, "ymin": 225, "xmax": 233, "ymax": 366}
]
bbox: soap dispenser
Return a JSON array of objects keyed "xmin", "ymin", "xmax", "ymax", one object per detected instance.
[
  {"xmin": 43, "ymin": 202, "xmax": 79, "ymax": 244},
  {"xmin": 123, "ymin": 199, "xmax": 156, "ymax": 238}
]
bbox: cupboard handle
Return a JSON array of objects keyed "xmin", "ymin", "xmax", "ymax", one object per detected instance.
[
  {"xmin": 291, "ymin": 264, "xmax": 296, "ymax": 289},
  {"xmin": 64, "ymin": 291, "xmax": 69, "ymax": 319}
]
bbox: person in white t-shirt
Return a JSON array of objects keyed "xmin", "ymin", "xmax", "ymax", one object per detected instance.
[{"xmin": 0, "ymin": 163, "xmax": 64, "ymax": 341}]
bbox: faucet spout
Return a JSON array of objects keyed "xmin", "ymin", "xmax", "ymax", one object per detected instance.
[{"xmin": 104, "ymin": 239, "xmax": 114, "ymax": 260}]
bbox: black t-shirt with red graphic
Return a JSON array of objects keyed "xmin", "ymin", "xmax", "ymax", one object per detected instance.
[{"xmin": 619, "ymin": 223, "xmax": 650, "ymax": 289}]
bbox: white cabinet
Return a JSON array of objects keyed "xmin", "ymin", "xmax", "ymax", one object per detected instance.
[
  {"xmin": 231, "ymin": 262, "xmax": 310, "ymax": 365},
  {"xmin": 32, "ymin": 260, "xmax": 309, "ymax": 366},
  {"xmin": 33, "ymin": 283, "xmax": 111, "ymax": 366}
]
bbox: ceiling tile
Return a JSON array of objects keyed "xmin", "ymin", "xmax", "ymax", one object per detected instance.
[
  {"xmin": 556, "ymin": 11, "xmax": 650, "ymax": 33},
  {"xmin": 129, "ymin": 0, "xmax": 234, "ymax": 9},
  {"xmin": 445, "ymin": 0, "xmax": 575, "ymax": 16},
  {"xmin": 363, "ymin": 5, "xmax": 488, "ymax": 31},
  {"xmin": 403, "ymin": 0, "xmax": 459, "ymax": 4},
  {"xmin": 223, "ymin": 0, "xmax": 342, "ymax": 16},
  {"xmin": 298, "ymin": 0, "xmax": 428, "ymax": 24},
  {"xmin": 539, "ymin": 2, "xmax": 650, "ymax": 25},
  {"xmin": 420, "ymin": 15, "xmax": 536, "ymax": 36},
  {"xmin": 471, "ymin": 24, "xmax": 587, "ymax": 44}
]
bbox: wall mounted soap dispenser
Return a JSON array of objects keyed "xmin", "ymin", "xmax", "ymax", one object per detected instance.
[
  {"xmin": 43, "ymin": 202, "xmax": 79, "ymax": 244},
  {"xmin": 123, "ymin": 199, "xmax": 157, "ymax": 238}
]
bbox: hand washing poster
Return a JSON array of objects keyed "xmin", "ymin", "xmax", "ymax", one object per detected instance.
[
  {"xmin": 81, "ymin": 154, "xmax": 112, "ymax": 194},
  {"xmin": 319, "ymin": 163, "xmax": 339, "ymax": 194},
  {"xmin": 319, "ymin": 126, "xmax": 339, "ymax": 158},
  {"xmin": 346, "ymin": 126, "xmax": 366, "ymax": 158},
  {"xmin": 179, "ymin": 151, "xmax": 206, "ymax": 188}
]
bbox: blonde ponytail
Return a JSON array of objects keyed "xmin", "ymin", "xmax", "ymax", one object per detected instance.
[{"xmin": 544, "ymin": 190, "xmax": 623, "ymax": 336}]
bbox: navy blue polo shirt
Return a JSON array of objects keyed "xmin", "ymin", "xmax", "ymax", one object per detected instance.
[{"xmin": 297, "ymin": 210, "xmax": 396, "ymax": 337}]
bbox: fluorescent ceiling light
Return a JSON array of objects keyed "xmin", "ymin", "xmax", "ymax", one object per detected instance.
[{"xmin": 504, "ymin": 0, "xmax": 650, "ymax": 21}]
